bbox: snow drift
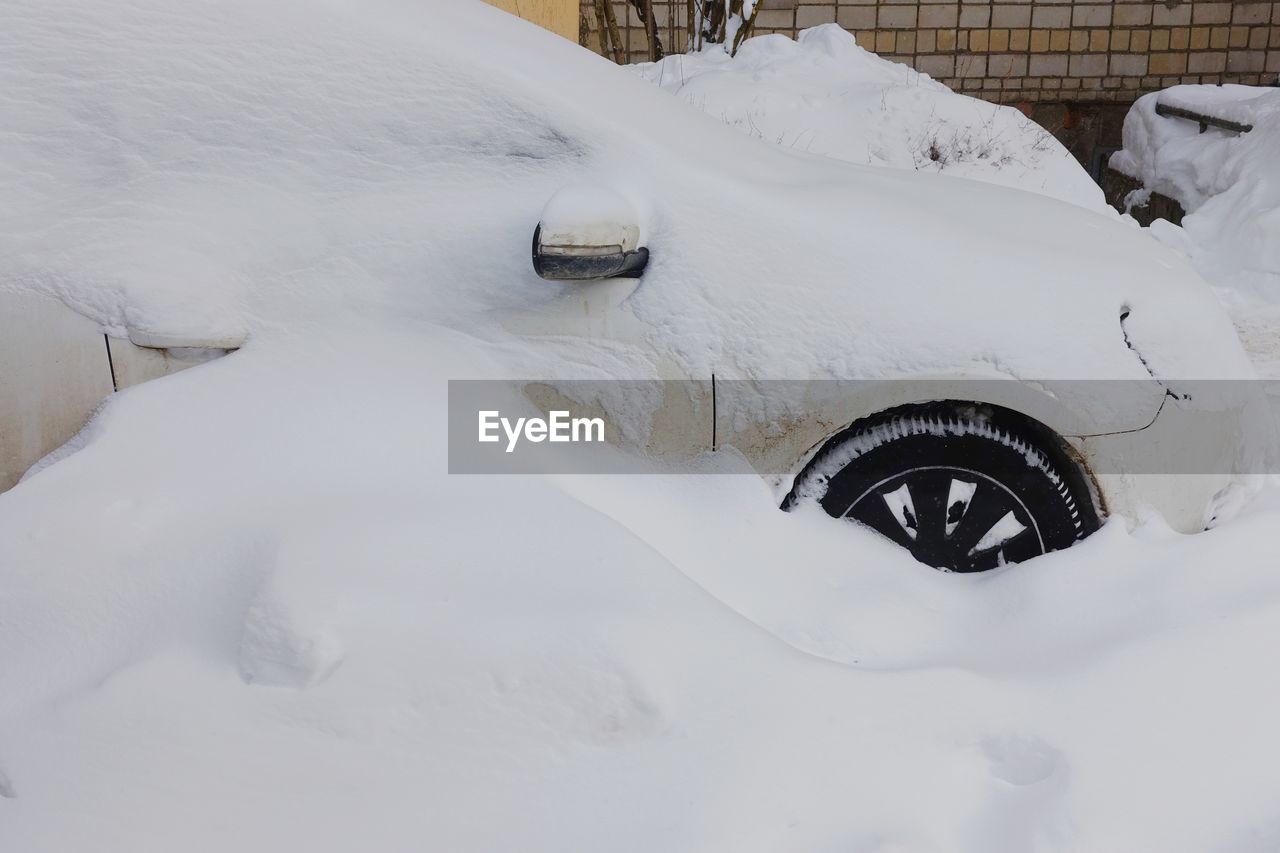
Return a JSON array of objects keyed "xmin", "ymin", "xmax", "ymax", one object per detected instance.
[
  {"xmin": 633, "ymin": 26, "xmax": 1109, "ymax": 212},
  {"xmin": 1112, "ymin": 85, "xmax": 1280, "ymax": 372}
]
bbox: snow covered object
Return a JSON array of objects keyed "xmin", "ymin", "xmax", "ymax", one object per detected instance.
[
  {"xmin": 0, "ymin": 0, "xmax": 1261, "ymax": 571},
  {"xmin": 1111, "ymin": 85, "xmax": 1280, "ymax": 319},
  {"xmin": 532, "ymin": 185, "xmax": 649, "ymax": 280}
]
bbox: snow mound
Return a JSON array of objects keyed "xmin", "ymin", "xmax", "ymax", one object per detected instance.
[
  {"xmin": 239, "ymin": 537, "xmax": 348, "ymax": 689},
  {"xmin": 633, "ymin": 25, "xmax": 1108, "ymax": 211},
  {"xmin": 1111, "ymin": 85, "xmax": 1280, "ymax": 211},
  {"xmin": 1113, "ymin": 85, "xmax": 1280, "ymax": 370}
]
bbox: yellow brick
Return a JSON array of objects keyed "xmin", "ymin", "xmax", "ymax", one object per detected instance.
[
  {"xmin": 855, "ymin": 30, "xmax": 876, "ymax": 51},
  {"xmin": 1150, "ymin": 29, "xmax": 1170, "ymax": 51},
  {"xmin": 969, "ymin": 29, "xmax": 989, "ymax": 51},
  {"xmin": 1049, "ymin": 29, "xmax": 1068, "ymax": 51},
  {"xmin": 990, "ymin": 28, "xmax": 1010, "ymax": 51},
  {"xmin": 1169, "ymin": 28, "xmax": 1189, "ymax": 50},
  {"xmin": 1130, "ymin": 30, "xmax": 1150, "ymax": 52},
  {"xmin": 936, "ymin": 28, "xmax": 957, "ymax": 50},
  {"xmin": 1111, "ymin": 30, "xmax": 1131, "ymax": 51},
  {"xmin": 876, "ymin": 31, "xmax": 896, "ymax": 53},
  {"xmin": 918, "ymin": 4, "xmax": 959, "ymax": 29},
  {"xmin": 917, "ymin": 29, "xmax": 937, "ymax": 52},
  {"xmin": 1149, "ymin": 52, "xmax": 1188, "ymax": 74},
  {"xmin": 1090, "ymin": 29, "xmax": 1109, "ymax": 51},
  {"xmin": 1230, "ymin": 26, "xmax": 1249, "ymax": 47},
  {"xmin": 1030, "ymin": 29, "xmax": 1050, "ymax": 51},
  {"xmin": 957, "ymin": 31, "xmax": 969, "ymax": 50},
  {"xmin": 896, "ymin": 31, "xmax": 916, "ymax": 53},
  {"xmin": 1009, "ymin": 29, "xmax": 1029, "ymax": 51},
  {"xmin": 1070, "ymin": 29, "xmax": 1089, "ymax": 52},
  {"xmin": 1210, "ymin": 26, "xmax": 1229, "ymax": 48},
  {"xmin": 1190, "ymin": 27, "xmax": 1210, "ymax": 49}
]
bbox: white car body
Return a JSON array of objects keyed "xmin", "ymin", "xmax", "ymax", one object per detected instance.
[{"xmin": 507, "ymin": 262, "xmax": 1258, "ymax": 534}]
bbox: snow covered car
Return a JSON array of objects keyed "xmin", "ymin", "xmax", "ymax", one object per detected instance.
[
  {"xmin": 522, "ymin": 178, "xmax": 1261, "ymax": 572},
  {"xmin": 3, "ymin": 0, "xmax": 1261, "ymax": 574}
]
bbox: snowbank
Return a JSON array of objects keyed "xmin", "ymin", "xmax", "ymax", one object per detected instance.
[
  {"xmin": 1112, "ymin": 86, "xmax": 1280, "ymax": 293},
  {"xmin": 4, "ymin": 322, "xmax": 1280, "ymax": 852},
  {"xmin": 1112, "ymin": 86, "xmax": 1280, "ymax": 371},
  {"xmin": 633, "ymin": 26, "xmax": 1109, "ymax": 212},
  {"xmin": 1111, "ymin": 85, "xmax": 1280, "ymax": 211}
]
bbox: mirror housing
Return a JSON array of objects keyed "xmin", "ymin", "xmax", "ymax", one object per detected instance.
[
  {"xmin": 532, "ymin": 224, "xmax": 649, "ymax": 281},
  {"xmin": 532, "ymin": 186, "xmax": 649, "ymax": 281}
]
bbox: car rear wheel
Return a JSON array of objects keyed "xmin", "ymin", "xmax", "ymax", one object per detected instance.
[{"xmin": 784, "ymin": 404, "xmax": 1101, "ymax": 572}]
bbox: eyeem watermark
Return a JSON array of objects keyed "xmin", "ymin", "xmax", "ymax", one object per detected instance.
[
  {"xmin": 451, "ymin": 379, "xmax": 1280, "ymax": 474},
  {"xmin": 478, "ymin": 410, "xmax": 605, "ymax": 453}
]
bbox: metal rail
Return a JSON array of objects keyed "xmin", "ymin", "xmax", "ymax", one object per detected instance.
[{"xmin": 1155, "ymin": 101, "xmax": 1254, "ymax": 134}]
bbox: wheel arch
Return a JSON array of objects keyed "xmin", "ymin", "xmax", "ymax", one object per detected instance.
[{"xmin": 780, "ymin": 399, "xmax": 1106, "ymax": 522}]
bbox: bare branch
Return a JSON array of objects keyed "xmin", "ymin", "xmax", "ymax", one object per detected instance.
[{"xmin": 599, "ymin": 0, "xmax": 625, "ymax": 64}]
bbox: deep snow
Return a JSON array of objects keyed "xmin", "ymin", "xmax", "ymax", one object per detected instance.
[
  {"xmin": 6, "ymin": 321, "xmax": 1280, "ymax": 853},
  {"xmin": 633, "ymin": 26, "xmax": 1109, "ymax": 212},
  {"xmin": 2, "ymin": 3, "xmax": 1280, "ymax": 852},
  {"xmin": 1112, "ymin": 85, "xmax": 1280, "ymax": 377}
]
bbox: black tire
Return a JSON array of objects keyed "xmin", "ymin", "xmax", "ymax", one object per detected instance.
[{"xmin": 784, "ymin": 403, "xmax": 1102, "ymax": 572}]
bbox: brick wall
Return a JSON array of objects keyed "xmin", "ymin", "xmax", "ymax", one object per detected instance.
[{"xmin": 582, "ymin": 0, "xmax": 1280, "ymax": 103}]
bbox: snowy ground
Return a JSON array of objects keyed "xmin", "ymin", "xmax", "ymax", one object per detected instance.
[
  {"xmin": 5, "ymin": 323, "xmax": 1280, "ymax": 853},
  {"xmin": 3, "ymin": 5, "xmax": 1280, "ymax": 853}
]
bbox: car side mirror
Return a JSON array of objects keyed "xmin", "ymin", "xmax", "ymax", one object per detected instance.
[{"xmin": 532, "ymin": 186, "xmax": 649, "ymax": 281}]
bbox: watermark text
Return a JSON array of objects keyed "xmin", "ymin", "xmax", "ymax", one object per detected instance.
[{"xmin": 478, "ymin": 410, "xmax": 605, "ymax": 453}]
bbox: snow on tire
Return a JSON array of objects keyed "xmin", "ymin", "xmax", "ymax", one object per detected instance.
[{"xmin": 785, "ymin": 404, "xmax": 1102, "ymax": 572}]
